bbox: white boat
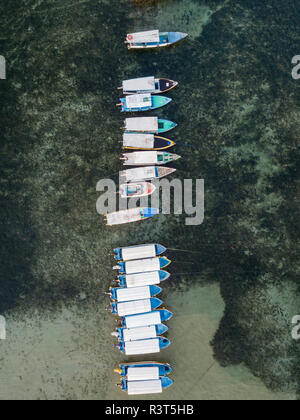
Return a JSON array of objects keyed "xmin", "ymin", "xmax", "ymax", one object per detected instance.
[
  {"xmin": 120, "ymin": 166, "xmax": 176, "ymax": 183},
  {"xmin": 117, "ymin": 337, "xmax": 170, "ymax": 356},
  {"xmin": 114, "ymin": 243, "xmax": 167, "ymax": 261},
  {"xmin": 122, "ymin": 309, "xmax": 173, "ymax": 329},
  {"xmin": 124, "ymin": 117, "xmax": 177, "ymax": 134},
  {"xmin": 120, "ymin": 76, "xmax": 178, "ymax": 95},
  {"xmin": 125, "ymin": 30, "xmax": 188, "ymax": 50},
  {"xmin": 114, "ymin": 256, "xmax": 171, "ymax": 274},
  {"xmin": 110, "ymin": 285, "xmax": 161, "ymax": 303},
  {"xmin": 118, "ymin": 271, "xmax": 170, "ymax": 288},
  {"xmin": 105, "ymin": 207, "xmax": 159, "ymax": 226},
  {"xmin": 122, "ymin": 133, "xmax": 175, "ymax": 151},
  {"xmin": 119, "ymin": 182, "xmax": 156, "ymax": 198},
  {"xmin": 111, "ymin": 297, "xmax": 162, "ymax": 317},
  {"xmin": 113, "ymin": 324, "xmax": 168, "ymax": 342},
  {"xmin": 119, "ymin": 378, "xmax": 174, "ymax": 395},
  {"xmin": 121, "ymin": 151, "xmax": 181, "ymax": 166}
]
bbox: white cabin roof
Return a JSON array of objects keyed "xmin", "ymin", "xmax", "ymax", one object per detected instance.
[
  {"xmin": 124, "ymin": 338, "xmax": 160, "ymax": 355},
  {"xmin": 116, "ymin": 299, "xmax": 152, "ymax": 317},
  {"xmin": 106, "ymin": 208, "xmax": 142, "ymax": 226},
  {"xmin": 121, "ymin": 166, "xmax": 157, "ymax": 182},
  {"xmin": 127, "ymin": 366, "xmax": 160, "ymax": 381},
  {"xmin": 123, "ymin": 133, "xmax": 155, "ymax": 149},
  {"xmin": 123, "ymin": 151, "xmax": 158, "ymax": 165},
  {"xmin": 125, "ymin": 117, "xmax": 158, "ymax": 132},
  {"xmin": 116, "ymin": 286, "xmax": 152, "ymax": 302},
  {"xmin": 125, "ymin": 94, "xmax": 152, "ymax": 109},
  {"xmin": 123, "ymin": 77, "xmax": 155, "ymax": 92},
  {"xmin": 124, "ymin": 311, "xmax": 162, "ymax": 328},
  {"xmin": 127, "ymin": 380, "xmax": 163, "ymax": 395},
  {"xmin": 123, "ymin": 257, "xmax": 161, "ymax": 274},
  {"xmin": 125, "ymin": 271, "xmax": 161, "ymax": 288},
  {"xmin": 122, "ymin": 325, "xmax": 158, "ymax": 342},
  {"xmin": 127, "ymin": 30, "xmax": 160, "ymax": 44},
  {"xmin": 121, "ymin": 244, "xmax": 157, "ymax": 261}
]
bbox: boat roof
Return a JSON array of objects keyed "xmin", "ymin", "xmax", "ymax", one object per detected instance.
[
  {"xmin": 125, "ymin": 94, "xmax": 152, "ymax": 109},
  {"xmin": 124, "ymin": 257, "xmax": 161, "ymax": 274},
  {"xmin": 127, "ymin": 379, "xmax": 162, "ymax": 395},
  {"xmin": 125, "ymin": 117, "xmax": 158, "ymax": 132},
  {"xmin": 123, "ymin": 77, "xmax": 155, "ymax": 92},
  {"xmin": 123, "ymin": 151, "xmax": 158, "ymax": 165},
  {"xmin": 121, "ymin": 166, "xmax": 157, "ymax": 182},
  {"xmin": 124, "ymin": 338, "xmax": 160, "ymax": 355},
  {"xmin": 116, "ymin": 286, "xmax": 152, "ymax": 302},
  {"xmin": 125, "ymin": 271, "xmax": 161, "ymax": 287},
  {"xmin": 121, "ymin": 244, "xmax": 157, "ymax": 261},
  {"xmin": 117, "ymin": 299, "xmax": 152, "ymax": 317},
  {"xmin": 123, "ymin": 133, "xmax": 155, "ymax": 148},
  {"xmin": 125, "ymin": 311, "xmax": 162, "ymax": 328},
  {"xmin": 123, "ymin": 325, "xmax": 157, "ymax": 342},
  {"xmin": 127, "ymin": 366, "xmax": 160, "ymax": 381},
  {"xmin": 127, "ymin": 30, "xmax": 160, "ymax": 44}
]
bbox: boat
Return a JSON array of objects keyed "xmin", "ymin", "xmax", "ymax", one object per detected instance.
[
  {"xmin": 118, "ymin": 94, "xmax": 172, "ymax": 112},
  {"xmin": 112, "ymin": 323, "xmax": 168, "ymax": 342},
  {"xmin": 122, "ymin": 133, "xmax": 175, "ymax": 151},
  {"xmin": 121, "ymin": 151, "xmax": 181, "ymax": 166},
  {"xmin": 113, "ymin": 256, "xmax": 171, "ymax": 274},
  {"xmin": 118, "ymin": 377, "xmax": 174, "ymax": 395},
  {"xmin": 125, "ymin": 30, "xmax": 188, "ymax": 50},
  {"xmin": 119, "ymin": 182, "xmax": 156, "ymax": 198},
  {"xmin": 120, "ymin": 166, "xmax": 176, "ymax": 183},
  {"xmin": 115, "ymin": 362, "xmax": 172, "ymax": 378},
  {"xmin": 109, "ymin": 285, "xmax": 162, "ymax": 302},
  {"xmin": 118, "ymin": 270, "xmax": 170, "ymax": 288},
  {"xmin": 119, "ymin": 76, "xmax": 178, "ymax": 95},
  {"xmin": 114, "ymin": 243, "xmax": 167, "ymax": 261},
  {"xmin": 110, "ymin": 297, "xmax": 163, "ymax": 317},
  {"xmin": 124, "ymin": 117, "xmax": 177, "ymax": 134},
  {"xmin": 122, "ymin": 309, "xmax": 173, "ymax": 328},
  {"xmin": 105, "ymin": 207, "xmax": 159, "ymax": 226},
  {"xmin": 114, "ymin": 337, "xmax": 171, "ymax": 355}
]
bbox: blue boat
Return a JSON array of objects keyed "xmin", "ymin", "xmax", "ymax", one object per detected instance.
[
  {"xmin": 109, "ymin": 285, "xmax": 162, "ymax": 302},
  {"xmin": 124, "ymin": 117, "xmax": 177, "ymax": 134},
  {"xmin": 111, "ymin": 297, "xmax": 163, "ymax": 316},
  {"xmin": 118, "ymin": 270, "xmax": 170, "ymax": 288},
  {"xmin": 118, "ymin": 94, "xmax": 172, "ymax": 113},
  {"xmin": 122, "ymin": 309, "xmax": 173, "ymax": 328},
  {"xmin": 115, "ymin": 256, "xmax": 171, "ymax": 275},
  {"xmin": 115, "ymin": 337, "xmax": 171, "ymax": 355},
  {"xmin": 114, "ymin": 243, "xmax": 167, "ymax": 261},
  {"xmin": 115, "ymin": 362, "xmax": 172, "ymax": 378},
  {"xmin": 112, "ymin": 323, "xmax": 168, "ymax": 342},
  {"xmin": 118, "ymin": 377, "xmax": 174, "ymax": 395},
  {"xmin": 125, "ymin": 30, "xmax": 188, "ymax": 50}
]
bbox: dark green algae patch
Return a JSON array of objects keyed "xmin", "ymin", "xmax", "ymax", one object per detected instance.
[{"xmin": 0, "ymin": 0, "xmax": 299, "ymax": 397}]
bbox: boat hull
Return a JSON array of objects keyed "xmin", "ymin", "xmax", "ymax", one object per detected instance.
[
  {"xmin": 123, "ymin": 78, "xmax": 178, "ymax": 95},
  {"xmin": 116, "ymin": 362, "xmax": 172, "ymax": 378},
  {"xmin": 120, "ymin": 96, "xmax": 171, "ymax": 113}
]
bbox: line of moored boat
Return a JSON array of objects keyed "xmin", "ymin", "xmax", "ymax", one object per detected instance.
[
  {"xmin": 108, "ymin": 243, "xmax": 174, "ymax": 395},
  {"xmin": 104, "ymin": 28, "xmax": 188, "ymax": 227}
]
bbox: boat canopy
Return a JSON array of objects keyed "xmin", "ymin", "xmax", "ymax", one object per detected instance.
[
  {"xmin": 121, "ymin": 166, "xmax": 157, "ymax": 182},
  {"xmin": 123, "ymin": 77, "xmax": 156, "ymax": 92},
  {"xmin": 121, "ymin": 244, "xmax": 157, "ymax": 261},
  {"xmin": 123, "ymin": 151, "xmax": 158, "ymax": 165},
  {"xmin": 127, "ymin": 380, "xmax": 162, "ymax": 395},
  {"xmin": 116, "ymin": 299, "xmax": 152, "ymax": 317},
  {"xmin": 123, "ymin": 257, "xmax": 161, "ymax": 274},
  {"xmin": 123, "ymin": 133, "xmax": 155, "ymax": 149},
  {"xmin": 127, "ymin": 366, "xmax": 160, "ymax": 381},
  {"xmin": 124, "ymin": 311, "xmax": 162, "ymax": 328},
  {"xmin": 124, "ymin": 271, "xmax": 162, "ymax": 287},
  {"xmin": 122, "ymin": 325, "xmax": 157, "ymax": 342},
  {"xmin": 116, "ymin": 286, "xmax": 152, "ymax": 302},
  {"xmin": 125, "ymin": 117, "xmax": 158, "ymax": 132},
  {"xmin": 125, "ymin": 94, "xmax": 152, "ymax": 109},
  {"xmin": 127, "ymin": 30, "xmax": 160, "ymax": 44},
  {"xmin": 124, "ymin": 338, "xmax": 160, "ymax": 355}
]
